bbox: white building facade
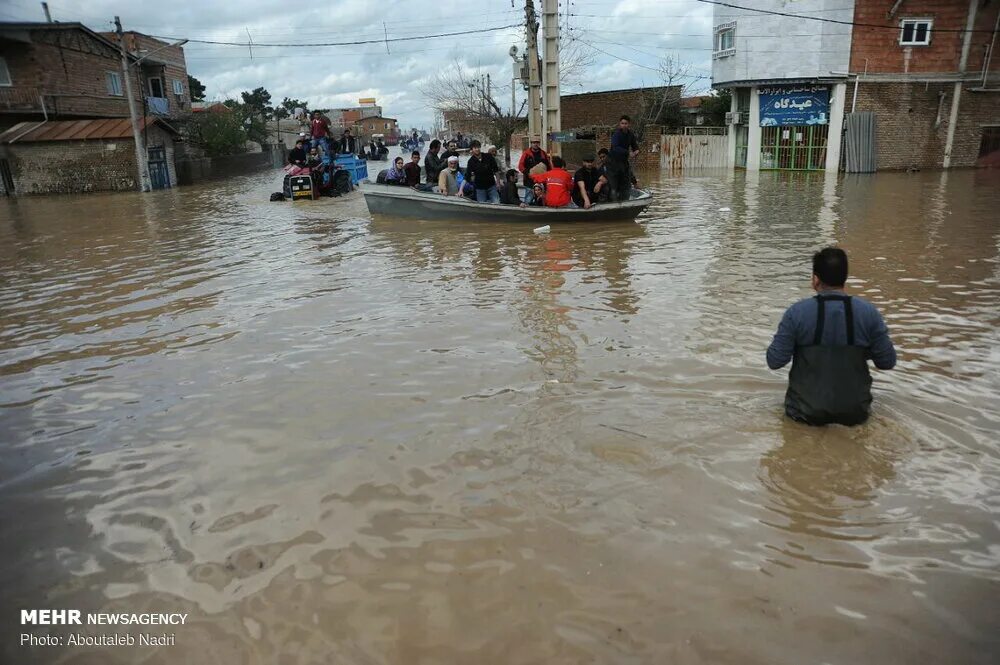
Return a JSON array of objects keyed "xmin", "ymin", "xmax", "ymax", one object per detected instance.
[{"xmin": 711, "ymin": 0, "xmax": 854, "ymax": 171}]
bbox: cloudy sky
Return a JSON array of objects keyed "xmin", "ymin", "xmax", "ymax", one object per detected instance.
[{"xmin": 2, "ymin": 0, "xmax": 716, "ymax": 128}]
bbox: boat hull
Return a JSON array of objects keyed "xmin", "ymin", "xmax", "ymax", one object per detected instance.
[{"xmin": 361, "ymin": 183, "xmax": 652, "ymax": 223}]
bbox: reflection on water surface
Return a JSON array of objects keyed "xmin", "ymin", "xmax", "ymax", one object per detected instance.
[{"xmin": 1, "ymin": 168, "xmax": 999, "ymax": 664}]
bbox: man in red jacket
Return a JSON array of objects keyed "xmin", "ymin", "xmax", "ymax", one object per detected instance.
[
  {"xmin": 541, "ymin": 156, "xmax": 574, "ymax": 208},
  {"xmin": 517, "ymin": 135, "xmax": 551, "ymax": 187}
]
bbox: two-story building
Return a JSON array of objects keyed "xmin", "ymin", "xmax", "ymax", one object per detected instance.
[
  {"xmin": 0, "ymin": 22, "xmax": 190, "ymax": 194},
  {"xmin": 712, "ymin": 1, "xmax": 1000, "ymax": 171},
  {"xmin": 712, "ymin": 0, "xmax": 853, "ymax": 171},
  {"xmin": 848, "ymin": 0, "xmax": 1000, "ymax": 169}
]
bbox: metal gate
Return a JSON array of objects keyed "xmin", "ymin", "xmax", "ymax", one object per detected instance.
[
  {"xmin": 147, "ymin": 147, "xmax": 170, "ymax": 189},
  {"xmin": 661, "ymin": 134, "xmax": 729, "ymax": 170},
  {"xmin": 843, "ymin": 112, "xmax": 877, "ymax": 173},
  {"xmin": 760, "ymin": 124, "xmax": 828, "ymax": 170}
]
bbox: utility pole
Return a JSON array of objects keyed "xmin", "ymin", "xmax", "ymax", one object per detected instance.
[
  {"xmin": 115, "ymin": 16, "xmax": 151, "ymax": 193},
  {"xmin": 524, "ymin": 0, "xmax": 542, "ymax": 142},
  {"xmin": 541, "ymin": 0, "xmax": 561, "ymax": 155},
  {"xmin": 41, "ymin": 2, "xmax": 51, "ymax": 22}
]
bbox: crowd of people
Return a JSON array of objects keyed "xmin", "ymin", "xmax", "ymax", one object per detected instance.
[{"xmin": 378, "ymin": 114, "xmax": 642, "ymax": 209}]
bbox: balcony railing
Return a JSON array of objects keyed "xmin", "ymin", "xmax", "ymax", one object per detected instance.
[{"xmin": 0, "ymin": 86, "xmax": 44, "ymax": 111}]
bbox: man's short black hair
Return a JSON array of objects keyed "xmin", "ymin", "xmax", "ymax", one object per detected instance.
[
  {"xmin": 597, "ymin": 147, "xmax": 609, "ymax": 156},
  {"xmin": 552, "ymin": 155, "xmax": 565, "ymax": 168},
  {"xmin": 506, "ymin": 169, "xmax": 519, "ymax": 179},
  {"xmin": 429, "ymin": 139, "xmax": 441, "ymax": 150},
  {"xmin": 620, "ymin": 115, "xmax": 631, "ymax": 122},
  {"xmin": 812, "ymin": 247, "xmax": 848, "ymax": 287},
  {"xmin": 470, "ymin": 139, "xmax": 481, "ymax": 149},
  {"xmin": 411, "ymin": 150, "xmax": 420, "ymax": 157}
]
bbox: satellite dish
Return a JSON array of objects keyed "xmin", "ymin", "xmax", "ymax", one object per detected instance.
[{"xmin": 509, "ymin": 45, "xmax": 519, "ymax": 58}]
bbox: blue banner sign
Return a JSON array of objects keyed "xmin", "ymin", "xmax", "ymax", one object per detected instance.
[{"xmin": 759, "ymin": 86, "xmax": 829, "ymax": 127}]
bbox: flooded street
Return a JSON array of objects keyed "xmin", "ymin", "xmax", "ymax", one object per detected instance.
[{"xmin": 2, "ymin": 167, "xmax": 999, "ymax": 664}]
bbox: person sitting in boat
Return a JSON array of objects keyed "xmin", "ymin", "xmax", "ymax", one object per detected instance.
[
  {"xmin": 385, "ymin": 156, "xmax": 407, "ymax": 185},
  {"xmin": 518, "ymin": 136, "xmax": 552, "ymax": 188},
  {"xmin": 521, "ymin": 182, "xmax": 546, "ymax": 207},
  {"xmin": 288, "ymin": 139, "xmax": 308, "ymax": 167},
  {"xmin": 572, "ymin": 155, "xmax": 606, "ymax": 209},
  {"xmin": 541, "ymin": 156, "xmax": 574, "ymax": 208},
  {"xmin": 499, "ymin": 169, "xmax": 521, "ymax": 205},
  {"xmin": 438, "ymin": 156, "xmax": 462, "ymax": 196},
  {"xmin": 441, "ymin": 140, "xmax": 460, "ymax": 164},
  {"xmin": 403, "ymin": 150, "xmax": 422, "ymax": 186},
  {"xmin": 424, "ymin": 139, "xmax": 445, "ymax": 184}
]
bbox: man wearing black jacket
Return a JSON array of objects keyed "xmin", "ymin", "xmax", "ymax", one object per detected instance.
[
  {"xmin": 464, "ymin": 140, "xmax": 500, "ymax": 203},
  {"xmin": 424, "ymin": 139, "xmax": 446, "ymax": 184}
]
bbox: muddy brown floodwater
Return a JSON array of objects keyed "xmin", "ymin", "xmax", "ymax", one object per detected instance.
[{"xmin": 1, "ymin": 167, "xmax": 999, "ymax": 665}]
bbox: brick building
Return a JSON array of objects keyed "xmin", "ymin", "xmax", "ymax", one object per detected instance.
[
  {"xmin": 560, "ymin": 86, "xmax": 682, "ymax": 131},
  {"xmin": 0, "ymin": 118, "xmax": 180, "ymax": 195},
  {"xmin": 712, "ymin": 0, "xmax": 1000, "ymax": 171},
  {"xmin": 0, "ymin": 21, "xmax": 191, "ymax": 193},
  {"xmin": 354, "ymin": 116, "xmax": 399, "ymax": 144},
  {"xmin": 847, "ymin": 0, "xmax": 1000, "ymax": 169}
]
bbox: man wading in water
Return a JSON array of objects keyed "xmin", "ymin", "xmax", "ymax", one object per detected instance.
[{"xmin": 766, "ymin": 247, "xmax": 896, "ymax": 425}]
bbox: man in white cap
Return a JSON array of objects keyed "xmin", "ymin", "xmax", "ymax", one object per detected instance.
[{"xmin": 438, "ymin": 155, "xmax": 462, "ymax": 196}]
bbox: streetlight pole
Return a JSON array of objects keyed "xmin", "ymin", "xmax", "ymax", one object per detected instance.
[{"xmin": 115, "ymin": 16, "xmax": 151, "ymax": 193}]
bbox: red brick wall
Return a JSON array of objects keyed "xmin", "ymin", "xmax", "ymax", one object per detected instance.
[
  {"xmin": 846, "ymin": 81, "xmax": 1000, "ymax": 169},
  {"xmin": 0, "ymin": 28, "xmax": 138, "ymax": 118},
  {"xmin": 595, "ymin": 124, "xmax": 663, "ymax": 169},
  {"xmin": 116, "ymin": 32, "xmax": 192, "ymax": 119},
  {"xmin": 561, "ymin": 87, "xmax": 681, "ymax": 130},
  {"xmin": 851, "ymin": 1, "xmax": 1000, "ymax": 74}
]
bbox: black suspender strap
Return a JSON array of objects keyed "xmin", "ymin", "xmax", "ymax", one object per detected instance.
[
  {"xmin": 813, "ymin": 296, "xmax": 825, "ymax": 345},
  {"xmin": 843, "ymin": 296, "xmax": 855, "ymax": 346},
  {"xmin": 814, "ymin": 294, "xmax": 854, "ymax": 346}
]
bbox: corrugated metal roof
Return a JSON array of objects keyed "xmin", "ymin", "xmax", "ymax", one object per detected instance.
[{"xmin": 0, "ymin": 117, "xmax": 178, "ymax": 144}]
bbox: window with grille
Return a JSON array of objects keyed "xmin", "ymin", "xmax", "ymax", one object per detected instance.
[
  {"xmin": 899, "ymin": 19, "xmax": 932, "ymax": 46},
  {"xmin": 172, "ymin": 79, "xmax": 183, "ymax": 95},
  {"xmin": 714, "ymin": 23, "xmax": 736, "ymax": 58}
]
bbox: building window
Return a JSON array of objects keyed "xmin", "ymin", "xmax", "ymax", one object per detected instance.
[
  {"xmin": 899, "ymin": 19, "xmax": 932, "ymax": 46},
  {"xmin": 384, "ymin": 122, "xmax": 389, "ymax": 129},
  {"xmin": 713, "ymin": 22, "xmax": 736, "ymax": 59},
  {"xmin": 172, "ymin": 79, "xmax": 183, "ymax": 95},
  {"xmin": 0, "ymin": 57, "xmax": 11, "ymax": 86},
  {"xmin": 106, "ymin": 71, "xmax": 123, "ymax": 96},
  {"xmin": 148, "ymin": 76, "xmax": 164, "ymax": 98}
]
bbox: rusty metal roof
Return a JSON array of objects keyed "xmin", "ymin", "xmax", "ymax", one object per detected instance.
[{"xmin": 0, "ymin": 117, "xmax": 179, "ymax": 144}]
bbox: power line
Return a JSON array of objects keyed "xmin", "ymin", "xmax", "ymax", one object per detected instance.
[
  {"xmin": 693, "ymin": 0, "xmax": 995, "ymax": 33},
  {"xmin": 148, "ymin": 22, "xmax": 523, "ymax": 47}
]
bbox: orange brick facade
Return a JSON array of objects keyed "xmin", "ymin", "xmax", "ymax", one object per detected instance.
[
  {"xmin": 561, "ymin": 87, "xmax": 681, "ymax": 131},
  {"xmin": 845, "ymin": 1, "xmax": 1000, "ymax": 169},
  {"xmin": 851, "ymin": 0, "xmax": 1000, "ymax": 75}
]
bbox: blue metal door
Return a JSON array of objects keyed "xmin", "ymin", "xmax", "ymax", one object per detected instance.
[{"xmin": 147, "ymin": 147, "xmax": 170, "ymax": 189}]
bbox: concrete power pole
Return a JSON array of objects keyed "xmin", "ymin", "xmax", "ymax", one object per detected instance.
[
  {"xmin": 524, "ymin": 0, "xmax": 542, "ymax": 141},
  {"xmin": 541, "ymin": 0, "xmax": 561, "ymax": 155},
  {"xmin": 115, "ymin": 16, "xmax": 151, "ymax": 193}
]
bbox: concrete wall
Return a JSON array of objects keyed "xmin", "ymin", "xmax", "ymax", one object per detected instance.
[
  {"xmin": 175, "ymin": 144, "xmax": 282, "ymax": 186},
  {"xmin": 712, "ymin": 0, "xmax": 854, "ymax": 86},
  {"xmin": 561, "ymin": 87, "xmax": 681, "ymax": 130},
  {"xmin": 847, "ymin": 82, "xmax": 1000, "ymax": 169}
]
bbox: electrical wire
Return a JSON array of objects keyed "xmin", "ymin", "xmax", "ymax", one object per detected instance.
[
  {"xmin": 693, "ymin": 0, "xmax": 994, "ymax": 34},
  {"xmin": 147, "ymin": 23, "xmax": 523, "ymax": 47}
]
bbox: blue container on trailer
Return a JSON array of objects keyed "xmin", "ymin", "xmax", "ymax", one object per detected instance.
[{"xmin": 334, "ymin": 154, "xmax": 368, "ymax": 185}]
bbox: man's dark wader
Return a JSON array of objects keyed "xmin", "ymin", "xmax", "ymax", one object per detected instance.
[
  {"xmin": 606, "ymin": 154, "xmax": 631, "ymax": 202},
  {"xmin": 785, "ymin": 295, "xmax": 872, "ymax": 426}
]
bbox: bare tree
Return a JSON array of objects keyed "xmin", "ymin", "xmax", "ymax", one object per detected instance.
[
  {"xmin": 424, "ymin": 65, "xmax": 527, "ymax": 162},
  {"xmin": 559, "ymin": 38, "xmax": 597, "ymax": 91}
]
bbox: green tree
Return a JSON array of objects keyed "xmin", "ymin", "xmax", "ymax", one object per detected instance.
[
  {"xmin": 240, "ymin": 87, "xmax": 273, "ymax": 120},
  {"xmin": 187, "ymin": 75, "xmax": 206, "ymax": 101},
  {"xmin": 189, "ymin": 111, "xmax": 248, "ymax": 157},
  {"xmin": 700, "ymin": 90, "xmax": 733, "ymax": 126}
]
